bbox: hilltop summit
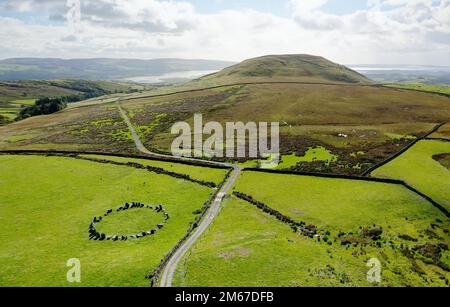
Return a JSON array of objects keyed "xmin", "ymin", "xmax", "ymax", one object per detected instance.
[{"xmin": 198, "ymin": 54, "xmax": 372, "ymax": 84}]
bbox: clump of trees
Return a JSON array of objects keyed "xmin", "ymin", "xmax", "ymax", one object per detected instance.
[{"xmin": 17, "ymin": 96, "xmax": 73, "ymax": 119}]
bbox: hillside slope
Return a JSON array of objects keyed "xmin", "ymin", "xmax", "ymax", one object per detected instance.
[
  {"xmin": 1, "ymin": 54, "xmax": 448, "ymax": 177},
  {"xmin": 0, "ymin": 80, "xmax": 148, "ymax": 124},
  {"xmin": 129, "ymin": 54, "xmax": 373, "ymax": 98},
  {"xmin": 199, "ymin": 54, "xmax": 372, "ymax": 84}
]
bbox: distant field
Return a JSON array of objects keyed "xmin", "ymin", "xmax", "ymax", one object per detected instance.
[
  {"xmin": 79, "ymin": 154, "xmax": 228, "ymax": 185},
  {"xmin": 0, "ymin": 80, "xmax": 144, "ymax": 125},
  {"xmin": 372, "ymin": 140, "xmax": 450, "ymax": 211},
  {"xmin": 385, "ymin": 84, "xmax": 450, "ymax": 96},
  {"xmin": 0, "ymin": 155, "xmax": 214, "ymax": 286},
  {"xmin": 0, "ymin": 105, "xmax": 25, "ymax": 123},
  {"xmin": 276, "ymin": 146, "xmax": 338, "ymax": 170},
  {"xmin": 0, "ymin": 111, "xmax": 17, "ymax": 119},
  {"xmin": 10, "ymin": 99, "xmax": 36, "ymax": 105},
  {"xmin": 175, "ymin": 177, "xmax": 450, "ymax": 286}
]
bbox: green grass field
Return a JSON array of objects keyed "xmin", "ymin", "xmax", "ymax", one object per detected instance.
[
  {"xmin": 10, "ymin": 99, "xmax": 36, "ymax": 106},
  {"xmin": 174, "ymin": 171, "xmax": 450, "ymax": 286},
  {"xmin": 0, "ymin": 155, "xmax": 215, "ymax": 286},
  {"xmin": 79, "ymin": 154, "xmax": 228, "ymax": 185},
  {"xmin": 235, "ymin": 171, "xmax": 448, "ymax": 238},
  {"xmin": 0, "ymin": 112, "xmax": 16, "ymax": 120},
  {"xmin": 176, "ymin": 197, "xmax": 373, "ymax": 287},
  {"xmin": 96, "ymin": 207, "xmax": 166, "ymax": 236},
  {"xmin": 372, "ymin": 140, "xmax": 450, "ymax": 211},
  {"xmin": 176, "ymin": 171, "xmax": 450, "ymax": 287},
  {"xmin": 276, "ymin": 146, "xmax": 338, "ymax": 169},
  {"xmin": 174, "ymin": 196, "xmax": 450, "ymax": 287}
]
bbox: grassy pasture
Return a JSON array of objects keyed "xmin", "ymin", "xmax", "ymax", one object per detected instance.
[
  {"xmin": 79, "ymin": 154, "xmax": 228, "ymax": 185},
  {"xmin": 10, "ymin": 99, "xmax": 36, "ymax": 106},
  {"xmin": 372, "ymin": 140, "xmax": 450, "ymax": 211},
  {"xmin": 96, "ymin": 208, "xmax": 165, "ymax": 236},
  {"xmin": 276, "ymin": 146, "xmax": 338, "ymax": 169},
  {"xmin": 235, "ymin": 171, "xmax": 448, "ymax": 238},
  {"xmin": 174, "ymin": 170, "xmax": 450, "ymax": 286},
  {"xmin": 0, "ymin": 112, "xmax": 16, "ymax": 120},
  {"xmin": 175, "ymin": 197, "xmax": 370, "ymax": 287},
  {"xmin": 0, "ymin": 155, "xmax": 214, "ymax": 286},
  {"xmin": 175, "ymin": 194, "xmax": 450, "ymax": 287}
]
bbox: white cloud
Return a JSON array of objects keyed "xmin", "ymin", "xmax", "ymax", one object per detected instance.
[
  {"xmin": 0, "ymin": 0, "xmax": 449, "ymax": 66},
  {"xmin": 290, "ymin": 0, "xmax": 328, "ymax": 12},
  {"xmin": 288, "ymin": 0, "xmax": 450, "ymax": 64}
]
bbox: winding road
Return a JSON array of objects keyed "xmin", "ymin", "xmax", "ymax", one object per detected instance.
[{"xmin": 116, "ymin": 100, "xmax": 241, "ymax": 287}]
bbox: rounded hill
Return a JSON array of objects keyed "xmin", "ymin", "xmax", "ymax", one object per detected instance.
[{"xmin": 198, "ymin": 54, "xmax": 373, "ymax": 85}]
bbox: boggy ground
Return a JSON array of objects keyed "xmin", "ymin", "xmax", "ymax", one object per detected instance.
[{"xmin": 121, "ymin": 83, "xmax": 449, "ymax": 174}]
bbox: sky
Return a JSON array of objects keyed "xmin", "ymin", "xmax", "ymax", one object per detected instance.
[{"xmin": 0, "ymin": 0, "xmax": 449, "ymax": 65}]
